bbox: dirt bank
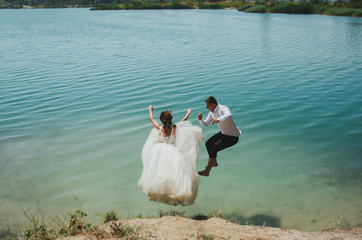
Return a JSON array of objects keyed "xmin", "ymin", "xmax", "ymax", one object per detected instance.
[{"xmin": 59, "ymin": 216, "xmax": 362, "ymax": 240}]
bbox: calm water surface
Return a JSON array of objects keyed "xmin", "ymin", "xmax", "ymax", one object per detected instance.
[{"xmin": 0, "ymin": 8, "xmax": 361, "ymax": 232}]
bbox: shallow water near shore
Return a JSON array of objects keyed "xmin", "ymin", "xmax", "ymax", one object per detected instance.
[{"xmin": 0, "ymin": 8, "xmax": 361, "ymax": 232}]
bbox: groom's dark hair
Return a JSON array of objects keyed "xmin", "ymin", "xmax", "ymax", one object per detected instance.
[{"xmin": 205, "ymin": 96, "xmax": 218, "ymax": 105}]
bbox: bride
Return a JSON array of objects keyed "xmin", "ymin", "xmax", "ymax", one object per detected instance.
[{"xmin": 138, "ymin": 105, "xmax": 204, "ymax": 206}]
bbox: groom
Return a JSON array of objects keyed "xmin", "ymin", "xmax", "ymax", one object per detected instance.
[{"xmin": 197, "ymin": 96, "xmax": 241, "ymax": 176}]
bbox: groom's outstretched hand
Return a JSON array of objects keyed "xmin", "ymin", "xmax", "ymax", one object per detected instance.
[
  {"xmin": 211, "ymin": 118, "xmax": 219, "ymax": 124},
  {"xmin": 197, "ymin": 113, "xmax": 202, "ymax": 120}
]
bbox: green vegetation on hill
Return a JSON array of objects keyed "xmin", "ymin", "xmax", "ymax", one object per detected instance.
[
  {"xmin": 244, "ymin": 4, "xmax": 266, "ymax": 13},
  {"xmin": 237, "ymin": 1, "xmax": 361, "ymax": 16},
  {"xmin": 90, "ymin": 0, "xmax": 241, "ymax": 10},
  {"xmin": 0, "ymin": 0, "xmax": 361, "ymax": 17},
  {"xmin": 325, "ymin": 7, "xmax": 362, "ymax": 16},
  {"xmin": 269, "ymin": 2, "xmax": 314, "ymax": 14},
  {"xmin": 90, "ymin": 0, "xmax": 194, "ymax": 10}
]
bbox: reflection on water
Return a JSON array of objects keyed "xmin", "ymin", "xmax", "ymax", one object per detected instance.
[{"xmin": 0, "ymin": 9, "xmax": 361, "ymax": 232}]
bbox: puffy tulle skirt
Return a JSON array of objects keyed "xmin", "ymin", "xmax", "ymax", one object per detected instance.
[{"xmin": 138, "ymin": 121, "xmax": 204, "ymax": 206}]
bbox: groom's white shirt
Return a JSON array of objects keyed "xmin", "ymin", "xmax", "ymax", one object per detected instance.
[{"xmin": 198, "ymin": 104, "xmax": 241, "ymax": 137}]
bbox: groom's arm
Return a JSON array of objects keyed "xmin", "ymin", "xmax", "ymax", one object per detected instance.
[
  {"xmin": 198, "ymin": 112, "xmax": 212, "ymax": 126},
  {"xmin": 217, "ymin": 105, "xmax": 232, "ymax": 122}
]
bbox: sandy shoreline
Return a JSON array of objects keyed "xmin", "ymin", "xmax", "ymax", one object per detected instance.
[{"xmin": 59, "ymin": 216, "xmax": 362, "ymax": 240}]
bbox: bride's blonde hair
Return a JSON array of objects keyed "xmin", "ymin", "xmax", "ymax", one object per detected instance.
[{"xmin": 160, "ymin": 111, "xmax": 174, "ymax": 133}]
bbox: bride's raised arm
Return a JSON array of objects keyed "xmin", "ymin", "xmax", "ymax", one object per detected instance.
[
  {"xmin": 179, "ymin": 108, "xmax": 192, "ymax": 122},
  {"xmin": 149, "ymin": 105, "xmax": 161, "ymax": 129}
]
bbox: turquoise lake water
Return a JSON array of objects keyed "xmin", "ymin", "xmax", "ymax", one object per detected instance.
[{"xmin": 0, "ymin": 8, "xmax": 361, "ymax": 233}]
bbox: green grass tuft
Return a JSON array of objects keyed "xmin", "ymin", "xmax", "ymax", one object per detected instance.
[
  {"xmin": 58, "ymin": 209, "xmax": 92, "ymax": 236},
  {"xmin": 21, "ymin": 201, "xmax": 51, "ymax": 240},
  {"xmin": 158, "ymin": 210, "xmax": 185, "ymax": 217},
  {"xmin": 103, "ymin": 210, "xmax": 119, "ymax": 223},
  {"xmin": 197, "ymin": 233, "xmax": 216, "ymax": 240},
  {"xmin": 109, "ymin": 222, "xmax": 135, "ymax": 238}
]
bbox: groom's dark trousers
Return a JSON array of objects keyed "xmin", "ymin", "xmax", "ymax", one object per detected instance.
[{"xmin": 205, "ymin": 131, "xmax": 239, "ymax": 158}]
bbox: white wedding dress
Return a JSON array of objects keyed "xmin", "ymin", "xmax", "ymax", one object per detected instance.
[{"xmin": 138, "ymin": 121, "xmax": 204, "ymax": 206}]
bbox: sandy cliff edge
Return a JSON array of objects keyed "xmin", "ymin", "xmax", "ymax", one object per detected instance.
[{"xmin": 59, "ymin": 215, "xmax": 362, "ymax": 240}]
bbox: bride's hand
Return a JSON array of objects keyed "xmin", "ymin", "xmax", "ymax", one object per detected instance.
[
  {"xmin": 187, "ymin": 108, "xmax": 192, "ymax": 114},
  {"xmin": 149, "ymin": 105, "xmax": 153, "ymax": 111}
]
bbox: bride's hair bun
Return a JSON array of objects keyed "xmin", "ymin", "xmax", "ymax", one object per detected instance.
[{"xmin": 160, "ymin": 111, "xmax": 174, "ymax": 132}]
